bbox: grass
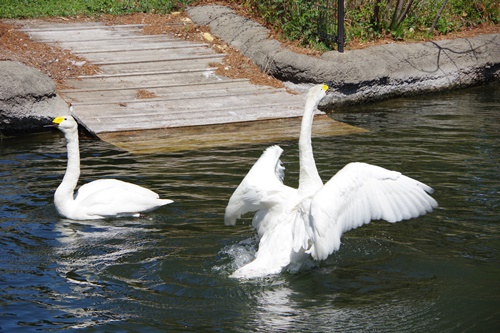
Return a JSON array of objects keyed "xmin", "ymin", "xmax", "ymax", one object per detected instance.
[{"xmin": 0, "ymin": 0, "xmax": 190, "ymax": 18}]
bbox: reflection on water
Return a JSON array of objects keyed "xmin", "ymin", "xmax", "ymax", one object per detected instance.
[
  {"xmin": 1, "ymin": 85, "xmax": 499, "ymax": 332},
  {"xmin": 52, "ymin": 218, "xmax": 168, "ymax": 328}
]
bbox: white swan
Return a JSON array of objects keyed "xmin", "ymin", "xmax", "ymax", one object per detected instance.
[
  {"xmin": 50, "ymin": 115, "xmax": 173, "ymax": 220},
  {"xmin": 224, "ymin": 83, "xmax": 438, "ymax": 279}
]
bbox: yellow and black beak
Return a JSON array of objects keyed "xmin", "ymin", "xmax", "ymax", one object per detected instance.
[
  {"xmin": 322, "ymin": 81, "xmax": 334, "ymax": 94},
  {"xmin": 52, "ymin": 117, "xmax": 65, "ymax": 125},
  {"xmin": 44, "ymin": 116, "xmax": 64, "ymax": 128}
]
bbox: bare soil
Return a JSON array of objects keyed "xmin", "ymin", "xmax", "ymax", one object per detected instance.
[{"xmin": 1, "ymin": 6, "xmax": 498, "ymax": 91}]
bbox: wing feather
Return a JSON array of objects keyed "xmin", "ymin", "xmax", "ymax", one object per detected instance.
[
  {"xmin": 224, "ymin": 145, "xmax": 295, "ymax": 226},
  {"xmin": 74, "ymin": 179, "xmax": 171, "ymax": 217},
  {"xmin": 308, "ymin": 162, "xmax": 437, "ymax": 261},
  {"xmin": 76, "ymin": 179, "xmax": 158, "ymax": 202}
]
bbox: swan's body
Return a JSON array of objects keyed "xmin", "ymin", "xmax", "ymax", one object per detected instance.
[
  {"xmin": 51, "ymin": 115, "xmax": 172, "ymax": 220},
  {"xmin": 224, "ymin": 84, "xmax": 438, "ymax": 279}
]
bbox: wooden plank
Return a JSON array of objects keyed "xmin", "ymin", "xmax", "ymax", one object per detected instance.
[
  {"xmin": 90, "ymin": 53, "xmax": 225, "ymax": 66},
  {"xmin": 59, "ymin": 78, "xmax": 250, "ymax": 94},
  {"xmin": 71, "ymin": 42, "xmax": 208, "ymax": 54},
  {"xmin": 68, "ymin": 91, "xmax": 296, "ymax": 109},
  {"xmin": 73, "ymin": 46, "xmax": 214, "ymax": 63},
  {"xmin": 60, "ymin": 78, "xmax": 249, "ymax": 93},
  {"xmin": 63, "ymin": 82, "xmax": 275, "ymax": 104},
  {"xmin": 97, "ymin": 58, "xmax": 225, "ymax": 74},
  {"xmin": 61, "ymin": 70, "xmax": 231, "ymax": 90},
  {"xmin": 20, "ymin": 23, "xmax": 146, "ymax": 32},
  {"xmin": 71, "ymin": 90, "xmax": 303, "ymax": 113},
  {"xmin": 98, "ymin": 116, "xmax": 368, "ymax": 154},
  {"xmin": 74, "ymin": 100, "xmax": 301, "ymax": 116},
  {"xmin": 78, "ymin": 67, "xmax": 218, "ymax": 79},
  {"xmin": 26, "ymin": 28, "xmax": 145, "ymax": 43},
  {"xmin": 53, "ymin": 34, "xmax": 181, "ymax": 44},
  {"xmin": 72, "ymin": 102, "xmax": 307, "ymax": 134},
  {"xmin": 12, "ymin": 20, "xmax": 105, "ymax": 29}
]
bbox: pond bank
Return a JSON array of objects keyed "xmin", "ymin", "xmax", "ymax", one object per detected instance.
[
  {"xmin": 186, "ymin": 5, "xmax": 500, "ymax": 110},
  {"xmin": 1, "ymin": 7, "xmax": 499, "ymax": 136}
]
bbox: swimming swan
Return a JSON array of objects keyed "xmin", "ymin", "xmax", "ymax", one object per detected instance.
[
  {"xmin": 50, "ymin": 115, "xmax": 172, "ymax": 220},
  {"xmin": 224, "ymin": 83, "xmax": 438, "ymax": 279}
]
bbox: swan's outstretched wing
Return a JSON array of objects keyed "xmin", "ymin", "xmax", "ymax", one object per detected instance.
[
  {"xmin": 75, "ymin": 179, "xmax": 172, "ymax": 217},
  {"xmin": 224, "ymin": 145, "xmax": 295, "ymax": 226},
  {"xmin": 308, "ymin": 162, "xmax": 438, "ymax": 261}
]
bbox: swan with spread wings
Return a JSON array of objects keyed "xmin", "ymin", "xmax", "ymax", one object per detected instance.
[{"xmin": 224, "ymin": 83, "xmax": 437, "ymax": 279}]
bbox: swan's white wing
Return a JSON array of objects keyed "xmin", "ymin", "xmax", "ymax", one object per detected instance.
[
  {"xmin": 224, "ymin": 145, "xmax": 295, "ymax": 226},
  {"xmin": 308, "ymin": 162, "xmax": 438, "ymax": 261},
  {"xmin": 75, "ymin": 179, "xmax": 172, "ymax": 217},
  {"xmin": 76, "ymin": 179, "xmax": 157, "ymax": 201}
]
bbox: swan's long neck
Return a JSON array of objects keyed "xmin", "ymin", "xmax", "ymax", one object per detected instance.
[
  {"xmin": 298, "ymin": 94, "xmax": 323, "ymax": 194},
  {"xmin": 54, "ymin": 129, "xmax": 80, "ymax": 211}
]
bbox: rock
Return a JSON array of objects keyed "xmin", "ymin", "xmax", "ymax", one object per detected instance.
[
  {"xmin": 0, "ymin": 60, "xmax": 69, "ymax": 137},
  {"xmin": 202, "ymin": 32, "xmax": 215, "ymax": 43},
  {"xmin": 187, "ymin": 5, "xmax": 500, "ymax": 110}
]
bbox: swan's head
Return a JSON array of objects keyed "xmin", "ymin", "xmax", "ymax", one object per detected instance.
[
  {"xmin": 51, "ymin": 115, "xmax": 78, "ymax": 134},
  {"xmin": 306, "ymin": 82, "xmax": 333, "ymax": 108}
]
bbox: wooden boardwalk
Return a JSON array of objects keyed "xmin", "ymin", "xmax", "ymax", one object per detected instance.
[{"xmin": 17, "ymin": 20, "xmax": 364, "ymax": 152}]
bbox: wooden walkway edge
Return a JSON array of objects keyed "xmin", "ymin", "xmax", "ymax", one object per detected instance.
[{"xmin": 16, "ymin": 20, "xmax": 365, "ymax": 152}]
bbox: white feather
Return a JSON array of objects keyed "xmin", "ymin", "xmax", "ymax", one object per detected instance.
[
  {"xmin": 224, "ymin": 84, "xmax": 438, "ymax": 279},
  {"xmin": 308, "ymin": 162, "xmax": 437, "ymax": 261},
  {"xmin": 51, "ymin": 115, "xmax": 172, "ymax": 220}
]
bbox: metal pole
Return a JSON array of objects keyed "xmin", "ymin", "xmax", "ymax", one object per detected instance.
[{"xmin": 337, "ymin": 0, "xmax": 344, "ymax": 52}]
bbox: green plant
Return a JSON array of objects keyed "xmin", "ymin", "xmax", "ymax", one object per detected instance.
[
  {"xmin": 262, "ymin": 0, "xmax": 496, "ymax": 49},
  {"xmin": 1, "ymin": 0, "xmax": 498, "ymax": 49},
  {"xmin": 0, "ymin": 0, "xmax": 192, "ymax": 19}
]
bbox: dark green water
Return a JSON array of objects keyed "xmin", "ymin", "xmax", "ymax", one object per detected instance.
[{"xmin": 1, "ymin": 85, "xmax": 499, "ymax": 332}]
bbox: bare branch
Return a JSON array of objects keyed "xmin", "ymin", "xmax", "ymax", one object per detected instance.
[
  {"xmin": 430, "ymin": 0, "xmax": 449, "ymax": 34},
  {"xmin": 396, "ymin": 0, "xmax": 414, "ymax": 27}
]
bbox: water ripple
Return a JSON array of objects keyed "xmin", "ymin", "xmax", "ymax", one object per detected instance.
[{"xmin": 0, "ymin": 85, "xmax": 499, "ymax": 332}]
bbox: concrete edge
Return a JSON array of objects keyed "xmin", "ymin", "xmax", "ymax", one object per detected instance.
[{"xmin": 187, "ymin": 5, "xmax": 500, "ymax": 110}]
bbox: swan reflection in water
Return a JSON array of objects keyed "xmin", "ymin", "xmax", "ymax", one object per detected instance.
[
  {"xmin": 54, "ymin": 218, "xmax": 166, "ymax": 282},
  {"xmin": 52, "ymin": 218, "xmax": 166, "ymax": 327},
  {"xmin": 248, "ymin": 277, "xmax": 435, "ymax": 332}
]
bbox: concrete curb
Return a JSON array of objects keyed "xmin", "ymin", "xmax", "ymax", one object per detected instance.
[{"xmin": 187, "ymin": 5, "xmax": 500, "ymax": 110}]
